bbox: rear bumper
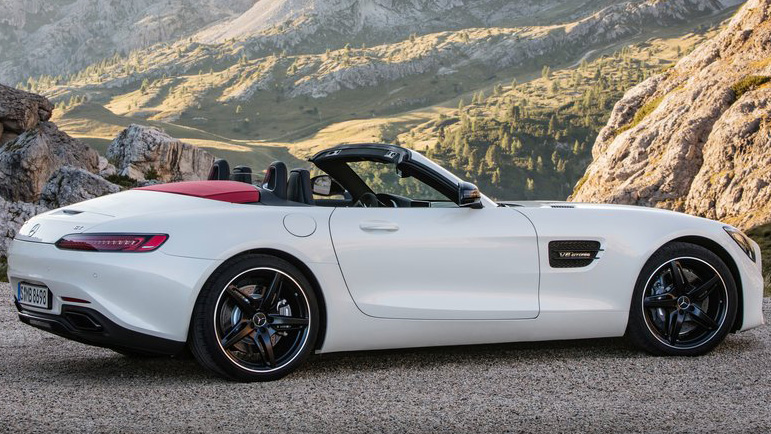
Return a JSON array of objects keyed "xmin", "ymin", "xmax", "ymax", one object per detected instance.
[
  {"xmin": 8, "ymin": 239, "xmax": 221, "ymax": 343},
  {"xmin": 16, "ymin": 300, "xmax": 185, "ymax": 355}
]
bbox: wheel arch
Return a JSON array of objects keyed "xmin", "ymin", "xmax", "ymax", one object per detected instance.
[
  {"xmin": 666, "ymin": 235, "xmax": 743, "ymax": 332},
  {"xmin": 201, "ymin": 248, "xmax": 329, "ymax": 350}
]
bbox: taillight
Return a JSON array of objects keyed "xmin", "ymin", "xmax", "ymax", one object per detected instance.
[{"xmin": 55, "ymin": 234, "xmax": 168, "ymax": 252}]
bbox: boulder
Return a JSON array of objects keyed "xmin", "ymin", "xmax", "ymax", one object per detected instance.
[
  {"xmin": 0, "ymin": 122, "xmax": 101, "ymax": 202},
  {"xmin": 0, "ymin": 83, "xmax": 53, "ymax": 144},
  {"xmin": 106, "ymin": 124, "xmax": 215, "ymax": 182},
  {"xmin": 39, "ymin": 166, "xmax": 121, "ymax": 209}
]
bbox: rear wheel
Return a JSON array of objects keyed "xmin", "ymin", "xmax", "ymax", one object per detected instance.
[
  {"xmin": 627, "ymin": 242, "xmax": 738, "ymax": 356},
  {"xmin": 190, "ymin": 254, "xmax": 319, "ymax": 381}
]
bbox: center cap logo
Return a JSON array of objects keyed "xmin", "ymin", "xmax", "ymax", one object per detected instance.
[
  {"xmin": 677, "ymin": 296, "xmax": 691, "ymax": 310},
  {"xmin": 252, "ymin": 312, "xmax": 268, "ymax": 327}
]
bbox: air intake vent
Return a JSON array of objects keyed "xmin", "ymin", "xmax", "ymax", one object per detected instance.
[
  {"xmin": 550, "ymin": 204, "xmax": 575, "ymax": 209},
  {"xmin": 549, "ymin": 240, "xmax": 601, "ymax": 268}
]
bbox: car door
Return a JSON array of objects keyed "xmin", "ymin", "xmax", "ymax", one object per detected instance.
[{"xmin": 329, "ymin": 205, "xmax": 540, "ymax": 320}]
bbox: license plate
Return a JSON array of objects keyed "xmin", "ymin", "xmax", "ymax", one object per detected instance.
[{"xmin": 17, "ymin": 282, "xmax": 51, "ymax": 309}]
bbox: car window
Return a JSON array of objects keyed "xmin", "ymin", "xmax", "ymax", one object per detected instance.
[{"xmin": 347, "ymin": 161, "xmax": 450, "ymax": 202}]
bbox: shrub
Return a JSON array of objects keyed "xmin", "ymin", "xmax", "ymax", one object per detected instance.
[
  {"xmin": 731, "ymin": 75, "xmax": 771, "ymax": 100},
  {"xmin": 610, "ymin": 95, "xmax": 664, "ymax": 138},
  {"xmin": 105, "ymin": 174, "xmax": 137, "ymax": 189},
  {"xmin": 144, "ymin": 167, "xmax": 159, "ymax": 180}
]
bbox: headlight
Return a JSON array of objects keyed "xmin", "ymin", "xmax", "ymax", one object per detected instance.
[{"xmin": 724, "ymin": 226, "xmax": 756, "ymax": 262}]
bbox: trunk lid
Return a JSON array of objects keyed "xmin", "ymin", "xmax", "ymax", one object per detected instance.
[{"xmin": 15, "ymin": 189, "xmax": 230, "ymax": 244}]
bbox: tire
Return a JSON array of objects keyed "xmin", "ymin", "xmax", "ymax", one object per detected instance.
[
  {"xmin": 189, "ymin": 254, "xmax": 320, "ymax": 381},
  {"xmin": 627, "ymin": 242, "xmax": 738, "ymax": 356}
]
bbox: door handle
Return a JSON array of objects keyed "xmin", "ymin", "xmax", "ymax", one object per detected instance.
[{"xmin": 359, "ymin": 221, "xmax": 400, "ymax": 232}]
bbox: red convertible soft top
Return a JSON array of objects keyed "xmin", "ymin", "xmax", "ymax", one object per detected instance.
[{"xmin": 136, "ymin": 181, "xmax": 260, "ymax": 204}]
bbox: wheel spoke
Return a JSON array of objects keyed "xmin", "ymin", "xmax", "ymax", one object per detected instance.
[
  {"xmin": 669, "ymin": 260, "xmax": 688, "ymax": 294},
  {"xmin": 269, "ymin": 315, "xmax": 309, "ymax": 330},
  {"xmin": 666, "ymin": 310, "xmax": 685, "ymax": 345},
  {"xmin": 644, "ymin": 293, "xmax": 677, "ymax": 309},
  {"xmin": 687, "ymin": 275, "xmax": 720, "ymax": 302},
  {"xmin": 260, "ymin": 273, "xmax": 282, "ymax": 310},
  {"xmin": 220, "ymin": 321, "xmax": 254, "ymax": 349},
  {"xmin": 687, "ymin": 304, "xmax": 718, "ymax": 331},
  {"xmin": 257, "ymin": 329, "xmax": 276, "ymax": 367},
  {"xmin": 225, "ymin": 285, "xmax": 256, "ymax": 316}
]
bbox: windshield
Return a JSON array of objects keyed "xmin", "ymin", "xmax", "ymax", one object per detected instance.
[{"xmin": 346, "ymin": 160, "xmax": 449, "ymax": 201}]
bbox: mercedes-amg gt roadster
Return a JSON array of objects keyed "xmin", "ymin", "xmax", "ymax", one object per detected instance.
[{"xmin": 8, "ymin": 143, "xmax": 765, "ymax": 381}]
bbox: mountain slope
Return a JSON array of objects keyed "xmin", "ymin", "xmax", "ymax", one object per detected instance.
[
  {"xmin": 35, "ymin": 0, "xmax": 734, "ymax": 144},
  {"xmin": 0, "ymin": 0, "xmax": 256, "ymax": 85},
  {"xmin": 195, "ymin": 0, "xmax": 618, "ymax": 46},
  {"xmin": 571, "ymin": 0, "xmax": 771, "ymax": 230}
]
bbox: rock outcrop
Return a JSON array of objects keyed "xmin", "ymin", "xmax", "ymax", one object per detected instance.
[
  {"xmin": 0, "ymin": 122, "xmax": 101, "ymax": 203},
  {"xmin": 0, "ymin": 83, "xmax": 53, "ymax": 145},
  {"xmin": 39, "ymin": 167, "xmax": 121, "ymax": 209},
  {"xmin": 571, "ymin": 0, "xmax": 771, "ymax": 230},
  {"xmin": 107, "ymin": 124, "xmax": 214, "ymax": 182}
]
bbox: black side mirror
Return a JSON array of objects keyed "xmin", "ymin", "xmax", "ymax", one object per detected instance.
[
  {"xmin": 458, "ymin": 182, "xmax": 483, "ymax": 208},
  {"xmin": 311, "ymin": 175, "xmax": 345, "ymax": 196}
]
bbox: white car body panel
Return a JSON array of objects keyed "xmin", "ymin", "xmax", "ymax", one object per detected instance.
[
  {"xmin": 328, "ymin": 206, "xmax": 540, "ymax": 320},
  {"xmin": 7, "ymin": 150, "xmax": 765, "ymax": 357}
]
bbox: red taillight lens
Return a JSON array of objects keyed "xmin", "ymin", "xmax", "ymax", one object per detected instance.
[{"xmin": 55, "ymin": 234, "xmax": 168, "ymax": 252}]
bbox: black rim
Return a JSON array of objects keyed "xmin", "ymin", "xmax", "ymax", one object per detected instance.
[
  {"xmin": 214, "ymin": 268, "xmax": 311, "ymax": 372},
  {"xmin": 642, "ymin": 257, "xmax": 728, "ymax": 349}
]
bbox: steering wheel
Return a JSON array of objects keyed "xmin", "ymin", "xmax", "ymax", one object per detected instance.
[{"xmin": 354, "ymin": 192, "xmax": 380, "ymax": 208}]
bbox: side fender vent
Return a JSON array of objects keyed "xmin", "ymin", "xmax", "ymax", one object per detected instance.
[{"xmin": 549, "ymin": 240, "xmax": 602, "ymax": 268}]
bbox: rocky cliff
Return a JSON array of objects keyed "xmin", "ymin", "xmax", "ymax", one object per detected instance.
[{"xmin": 571, "ymin": 0, "xmax": 771, "ymax": 230}]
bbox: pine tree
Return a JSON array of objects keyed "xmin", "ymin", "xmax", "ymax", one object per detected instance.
[
  {"xmin": 542, "ymin": 65, "xmax": 551, "ymax": 80},
  {"xmin": 548, "ymin": 114, "xmax": 557, "ymax": 135},
  {"xmin": 485, "ymin": 144, "xmax": 500, "ymax": 168},
  {"xmin": 140, "ymin": 78, "xmax": 150, "ymax": 94}
]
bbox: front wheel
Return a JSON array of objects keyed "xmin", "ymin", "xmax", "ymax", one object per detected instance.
[
  {"xmin": 190, "ymin": 254, "xmax": 319, "ymax": 381},
  {"xmin": 627, "ymin": 242, "xmax": 738, "ymax": 356}
]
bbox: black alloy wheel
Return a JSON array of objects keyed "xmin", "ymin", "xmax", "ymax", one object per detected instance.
[
  {"xmin": 190, "ymin": 255, "xmax": 319, "ymax": 381},
  {"xmin": 628, "ymin": 242, "xmax": 738, "ymax": 356}
]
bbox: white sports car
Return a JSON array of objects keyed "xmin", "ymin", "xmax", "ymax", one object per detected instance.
[{"xmin": 8, "ymin": 143, "xmax": 765, "ymax": 381}]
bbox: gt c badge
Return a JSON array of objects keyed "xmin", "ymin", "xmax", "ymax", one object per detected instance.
[{"xmin": 27, "ymin": 224, "xmax": 40, "ymax": 237}]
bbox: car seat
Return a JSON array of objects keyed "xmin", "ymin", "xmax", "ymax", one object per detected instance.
[{"xmin": 287, "ymin": 169, "xmax": 314, "ymax": 205}]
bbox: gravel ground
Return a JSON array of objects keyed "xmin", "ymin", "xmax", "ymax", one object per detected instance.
[{"xmin": 0, "ymin": 282, "xmax": 769, "ymax": 433}]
